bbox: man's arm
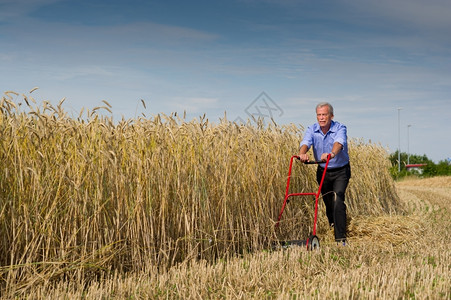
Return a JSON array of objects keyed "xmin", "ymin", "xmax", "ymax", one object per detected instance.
[
  {"xmin": 331, "ymin": 142, "xmax": 343, "ymax": 157},
  {"xmin": 298, "ymin": 125, "xmax": 314, "ymax": 162},
  {"xmin": 320, "ymin": 142, "xmax": 343, "ymax": 161},
  {"xmin": 298, "ymin": 144, "xmax": 310, "ymax": 162}
]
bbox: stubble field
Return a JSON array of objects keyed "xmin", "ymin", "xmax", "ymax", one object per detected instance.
[{"xmin": 28, "ymin": 176, "xmax": 447, "ymax": 299}]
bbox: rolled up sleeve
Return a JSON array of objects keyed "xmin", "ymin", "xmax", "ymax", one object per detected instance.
[
  {"xmin": 300, "ymin": 125, "xmax": 314, "ymax": 148},
  {"xmin": 334, "ymin": 124, "xmax": 347, "ymax": 146}
]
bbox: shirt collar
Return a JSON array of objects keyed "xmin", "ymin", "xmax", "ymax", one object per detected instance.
[{"xmin": 314, "ymin": 120, "xmax": 336, "ymax": 133}]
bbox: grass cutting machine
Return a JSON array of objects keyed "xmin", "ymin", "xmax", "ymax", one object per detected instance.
[{"xmin": 274, "ymin": 154, "xmax": 331, "ymax": 251}]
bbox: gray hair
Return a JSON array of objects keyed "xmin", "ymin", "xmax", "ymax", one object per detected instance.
[{"xmin": 316, "ymin": 102, "xmax": 334, "ymax": 115}]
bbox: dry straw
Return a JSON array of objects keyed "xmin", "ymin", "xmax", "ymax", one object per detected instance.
[{"xmin": 0, "ymin": 92, "xmax": 403, "ymax": 293}]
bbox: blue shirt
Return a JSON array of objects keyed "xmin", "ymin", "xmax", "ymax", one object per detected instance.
[{"xmin": 300, "ymin": 120, "xmax": 349, "ymax": 168}]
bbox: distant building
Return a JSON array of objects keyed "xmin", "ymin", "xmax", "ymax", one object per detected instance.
[{"xmin": 406, "ymin": 164, "xmax": 427, "ymax": 174}]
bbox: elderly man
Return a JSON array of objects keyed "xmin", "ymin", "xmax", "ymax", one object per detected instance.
[{"xmin": 298, "ymin": 102, "xmax": 351, "ymax": 245}]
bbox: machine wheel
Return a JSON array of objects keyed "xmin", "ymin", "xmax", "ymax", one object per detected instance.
[{"xmin": 307, "ymin": 235, "xmax": 320, "ymax": 251}]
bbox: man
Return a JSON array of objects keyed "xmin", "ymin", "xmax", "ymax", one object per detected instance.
[{"xmin": 298, "ymin": 102, "xmax": 351, "ymax": 245}]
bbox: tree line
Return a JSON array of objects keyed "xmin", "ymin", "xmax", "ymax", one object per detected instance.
[{"xmin": 389, "ymin": 151, "xmax": 451, "ymax": 178}]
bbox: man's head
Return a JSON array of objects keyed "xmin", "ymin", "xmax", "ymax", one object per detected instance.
[{"xmin": 316, "ymin": 102, "xmax": 334, "ymax": 129}]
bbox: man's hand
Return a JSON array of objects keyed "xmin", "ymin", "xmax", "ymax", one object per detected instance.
[
  {"xmin": 320, "ymin": 153, "xmax": 329, "ymax": 162},
  {"xmin": 298, "ymin": 145, "xmax": 310, "ymax": 162},
  {"xmin": 298, "ymin": 153, "xmax": 310, "ymax": 162}
]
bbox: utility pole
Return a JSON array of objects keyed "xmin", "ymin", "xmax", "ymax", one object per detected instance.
[
  {"xmin": 397, "ymin": 108, "xmax": 402, "ymax": 172},
  {"xmin": 407, "ymin": 124, "xmax": 412, "ymax": 165}
]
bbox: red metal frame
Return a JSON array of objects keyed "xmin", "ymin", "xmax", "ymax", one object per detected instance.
[{"xmin": 275, "ymin": 154, "xmax": 331, "ymax": 237}]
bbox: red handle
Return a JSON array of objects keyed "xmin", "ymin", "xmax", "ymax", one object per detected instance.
[{"xmin": 294, "ymin": 155, "xmax": 329, "ymax": 164}]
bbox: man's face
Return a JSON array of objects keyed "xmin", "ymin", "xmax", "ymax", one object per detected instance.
[{"xmin": 316, "ymin": 106, "xmax": 333, "ymax": 128}]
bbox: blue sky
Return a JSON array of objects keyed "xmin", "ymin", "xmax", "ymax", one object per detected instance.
[{"xmin": 1, "ymin": 0, "xmax": 450, "ymax": 162}]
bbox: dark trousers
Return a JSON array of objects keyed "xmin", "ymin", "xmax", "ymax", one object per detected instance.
[{"xmin": 316, "ymin": 164, "xmax": 351, "ymax": 241}]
